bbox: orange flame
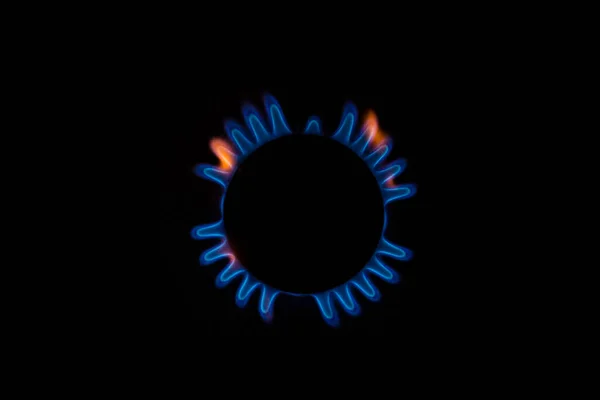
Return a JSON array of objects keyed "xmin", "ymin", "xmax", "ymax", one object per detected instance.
[
  {"xmin": 362, "ymin": 110, "xmax": 395, "ymax": 187},
  {"xmin": 363, "ymin": 110, "xmax": 389, "ymax": 149},
  {"xmin": 209, "ymin": 138, "xmax": 237, "ymax": 171}
]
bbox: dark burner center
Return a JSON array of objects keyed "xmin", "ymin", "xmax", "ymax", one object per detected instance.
[{"xmin": 223, "ymin": 135, "xmax": 384, "ymax": 294}]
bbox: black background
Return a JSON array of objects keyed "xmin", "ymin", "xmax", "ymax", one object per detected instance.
[{"xmin": 158, "ymin": 68, "xmax": 480, "ymax": 336}]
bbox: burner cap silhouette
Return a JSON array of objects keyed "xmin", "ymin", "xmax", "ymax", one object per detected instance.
[{"xmin": 224, "ymin": 134, "xmax": 385, "ymax": 294}]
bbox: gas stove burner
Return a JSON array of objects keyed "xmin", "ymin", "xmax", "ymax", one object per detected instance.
[{"xmin": 191, "ymin": 94, "xmax": 416, "ymax": 326}]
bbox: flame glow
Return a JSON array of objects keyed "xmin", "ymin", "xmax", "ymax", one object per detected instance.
[
  {"xmin": 209, "ymin": 138, "xmax": 237, "ymax": 171},
  {"xmin": 362, "ymin": 110, "xmax": 395, "ymax": 187}
]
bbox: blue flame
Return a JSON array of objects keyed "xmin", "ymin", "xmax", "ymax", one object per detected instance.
[{"xmin": 191, "ymin": 94, "xmax": 416, "ymax": 327}]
